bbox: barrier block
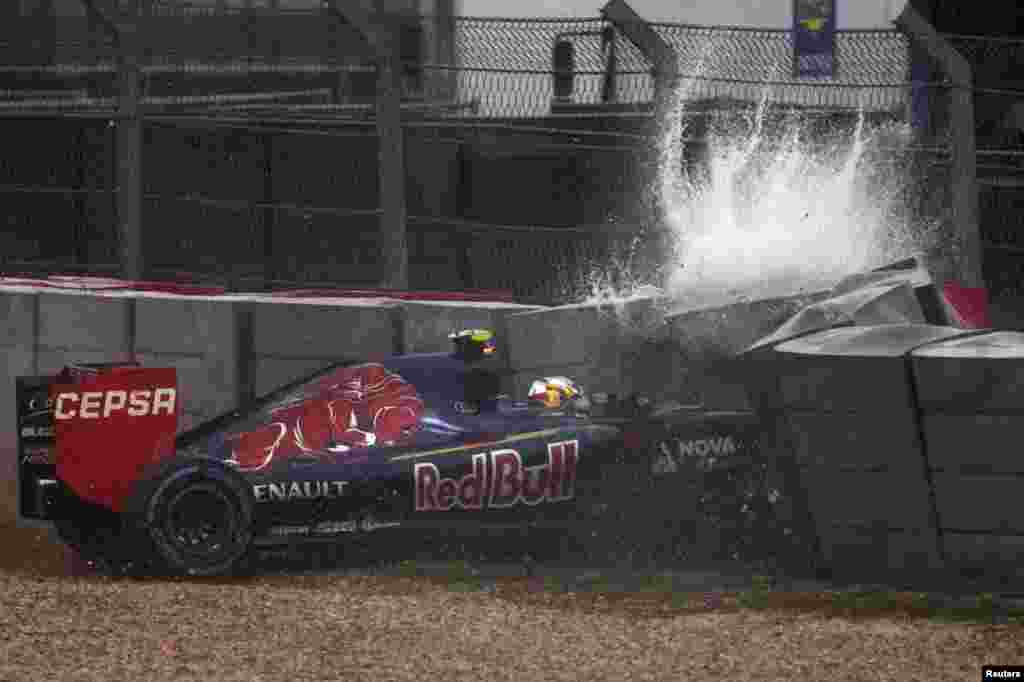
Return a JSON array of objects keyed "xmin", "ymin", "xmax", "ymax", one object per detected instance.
[
  {"xmin": 801, "ymin": 465, "xmax": 935, "ymax": 530},
  {"xmin": 912, "ymin": 331, "xmax": 1024, "ymax": 413},
  {"xmin": 932, "ymin": 474, "xmax": 1024, "ymax": 533},
  {"xmin": 944, "ymin": 533, "xmax": 1024, "ymax": 579},
  {"xmin": 769, "ymin": 324, "xmax": 973, "ymax": 579},
  {"xmin": 135, "ymin": 296, "xmax": 240, "ymax": 429},
  {"xmin": 817, "ymin": 524, "xmax": 944, "ymax": 576},
  {"xmin": 775, "ymin": 324, "xmax": 969, "ymax": 413},
  {"xmin": 400, "ymin": 301, "xmax": 541, "ymax": 356},
  {"xmin": 912, "ymin": 331, "xmax": 1024, "ymax": 576},
  {"xmin": 667, "ymin": 294, "xmax": 822, "ymax": 356},
  {"xmin": 505, "ymin": 296, "xmax": 674, "ymax": 399},
  {"xmin": 505, "ymin": 303, "xmax": 628, "ymax": 397},
  {"xmin": 920, "ymin": 415, "xmax": 1024, "ymax": 474},
  {"xmin": 249, "ymin": 299, "xmax": 399, "ymax": 359},
  {"xmin": 785, "ymin": 413, "xmax": 924, "ymax": 471},
  {"xmin": 37, "ymin": 291, "xmax": 133, "ymax": 353},
  {"xmin": 247, "ymin": 299, "xmax": 400, "ymax": 398},
  {"xmin": 251, "ymin": 357, "xmax": 341, "ymax": 400},
  {"xmin": 0, "ymin": 290, "xmax": 37, "ymax": 457}
]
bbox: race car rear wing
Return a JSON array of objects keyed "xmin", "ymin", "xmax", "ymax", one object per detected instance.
[{"xmin": 15, "ymin": 362, "xmax": 178, "ymax": 521}]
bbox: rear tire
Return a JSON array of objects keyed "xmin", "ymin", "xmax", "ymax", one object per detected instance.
[{"xmin": 131, "ymin": 459, "xmax": 255, "ymax": 577}]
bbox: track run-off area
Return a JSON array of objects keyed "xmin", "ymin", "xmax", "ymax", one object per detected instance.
[{"xmin": 2, "ymin": 481, "xmax": 1022, "ymax": 682}]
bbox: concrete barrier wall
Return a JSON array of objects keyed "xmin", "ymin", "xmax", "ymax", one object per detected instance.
[
  {"xmin": 35, "ymin": 291, "xmax": 135, "ymax": 375},
  {"xmin": 1, "ymin": 289, "xmax": 37, "ymax": 466},
  {"xmin": 912, "ymin": 332, "xmax": 1024, "ymax": 582},
  {"xmin": 1, "ymin": 288, "xmax": 541, "ymax": 449},
  {"xmin": 245, "ymin": 298, "xmax": 403, "ymax": 399},
  {"xmin": 503, "ymin": 293, "xmax": 818, "ymax": 410},
  {"xmin": 505, "ymin": 302, "xmax": 632, "ymax": 400},
  {"xmin": 134, "ymin": 295, "xmax": 240, "ymax": 432}
]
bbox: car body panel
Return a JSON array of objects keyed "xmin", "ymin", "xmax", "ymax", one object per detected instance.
[{"xmin": 16, "ymin": 351, "xmax": 625, "ymax": 546}]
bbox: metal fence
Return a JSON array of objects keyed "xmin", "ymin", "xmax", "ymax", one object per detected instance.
[{"xmin": 0, "ymin": 7, "xmax": 1020, "ymax": 303}]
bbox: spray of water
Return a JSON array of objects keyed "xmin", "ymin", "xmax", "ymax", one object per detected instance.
[
  {"xmin": 581, "ymin": 56, "xmax": 934, "ymax": 315},
  {"xmin": 664, "ymin": 99, "xmax": 927, "ymax": 311}
]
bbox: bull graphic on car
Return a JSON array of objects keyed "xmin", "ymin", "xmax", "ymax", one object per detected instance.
[{"xmin": 14, "ymin": 330, "xmax": 624, "ymax": 577}]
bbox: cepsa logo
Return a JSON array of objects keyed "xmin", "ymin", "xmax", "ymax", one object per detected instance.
[
  {"xmin": 415, "ymin": 440, "xmax": 579, "ymax": 512},
  {"xmin": 53, "ymin": 388, "xmax": 177, "ymax": 420}
]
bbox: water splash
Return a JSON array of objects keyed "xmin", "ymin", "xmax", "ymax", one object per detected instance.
[
  {"xmin": 663, "ymin": 95, "xmax": 930, "ymax": 312},
  {"xmin": 580, "ymin": 60, "xmax": 934, "ymax": 315}
]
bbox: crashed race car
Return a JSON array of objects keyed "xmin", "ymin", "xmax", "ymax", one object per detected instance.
[
  {"xmin": 14, "ymin": 259, "xmax": 995, "ymax": 578},
  {"xmin": 16, "ymin": 329, "xmax": 650, "ymax": 576}
]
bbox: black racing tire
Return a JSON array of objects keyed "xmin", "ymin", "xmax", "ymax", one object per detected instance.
[{"xmin": 129, "ymin": 458, "xmax": 255, "ymax": 577}]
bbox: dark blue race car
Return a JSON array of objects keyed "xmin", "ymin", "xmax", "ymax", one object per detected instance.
[{"xmin": 16, "ymin": 330, "xmax": 649, "ymax": 576}]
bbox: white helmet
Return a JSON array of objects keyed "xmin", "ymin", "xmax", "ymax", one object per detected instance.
[{"xmin": 527, "ymin": 376, "xmax": 589, "ymax": 413}]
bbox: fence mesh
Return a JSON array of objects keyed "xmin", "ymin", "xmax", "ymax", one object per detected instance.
[
  {"xmin": 444, "ymin": 18, "xmax": 912, "ymax": 117},
  {"xmin": 0, "ymin": 8, "xmax": 1020, "ymax": 302}
]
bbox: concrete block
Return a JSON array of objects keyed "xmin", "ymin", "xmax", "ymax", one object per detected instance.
[
  {"xmin": 667, "ymin": 293, "xmax": 821, "ymax": 356},
  {"xmin": 851, "ymin": 283, "xmax": 927, "ymax": 325},
  {"xmin": 135, "ymin": 297, "xmax": 240, "ymax": 424},
  {"xmin": 252, "ymin": 357, "xmax": 340, "ymax": 399},
  {"xmin": 134, "ymin": 297, "xmax": 237, "ymax": 355},
  {"xmin": 933, "ymin": 474, "xmax": 1024, "ymax": 533},
  {"xmin": 400, "ymin": 301, "xmax": 540, "ymax": 356},
  {"xmin": 774, "ymin": 324, "xmax": 970, "ymax": 412},
  {"xmin": 943, "ymin": 533, "xmax": 1024, "ymax": 576},
  {"xmin": 801, "ymin": 465, "xmax": 935, "ymax": 531},
  {"xmin": 921, "ymin": 415, "xmax": 1024, "ymax": 474},
  {"xmin": 785, "ymin": 412, "xmax": 925, "ymax": 471},
  {"xmin": 249, "ymin": 300, "xmax": 400, "ymax": 360},
  {"xmin": 36, "ymin": 349, "xmax": 131, "ymax": 376},
  {"xmin": 37, "ymin": 291, "xmax": 133, "ymax": 353},
  {"xmin": 505, "ymin": 296, "xmax": 674, "ymax": 400},
  {"xmin": 912, "ymin": 331, "xmax": 1024, "ymax": 413},
  {"xmin": 816, "ymin": 523, "xmax": 943, "ymax": 575},
  {"xmin": 987, "ymin": 295, "xmax": 1024, "ymax": 330},
  {"xmin": 0, "ymin": 290, "xmax": 37, "ymax": 456},
  {"xmin": 506, "ymin": 303, "xmax": 623, "ymax": 371}
]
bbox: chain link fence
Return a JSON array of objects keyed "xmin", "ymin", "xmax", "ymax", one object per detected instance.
[{"xmin": 0, "ymin": 7, "xmax": 1020, "ymax": 303}]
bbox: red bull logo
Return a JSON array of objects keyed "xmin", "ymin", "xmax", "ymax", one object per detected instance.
[{"xmin": 414, "ymin": 440, "xmax": 579, "ymax": 512}]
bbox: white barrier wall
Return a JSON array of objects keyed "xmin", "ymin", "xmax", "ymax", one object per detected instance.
[
  {"xmin": 4, "ymin": 281, "xmax": 816, "ymax": 451},
  {"xmin": 504, "ymin": 293, "xmax": 821, "ymax": 409},
  {"xmin": 400, "ymin": 301, "xmax": 540, "ymax": 355},
  {"xmin": 1, "ymin": 289, "xmax": 37, "ymax": 463},
  {"xmin": 245, "ymin": 298, "xmax": 404, "ymax": 399},
  {"xmin": 134, "ymin": 296, "xmax": 241, "ymax": 432},
  {"xmin": 35, "ymin": 291, "xmax": 135, "ymax": 375},
  {"xmin": 505, "ymin": 302, "xmax": 632, "ymax": 401},
  {"xmin": 2, "ymin": 288, "xmax": 544, "ymax": 449}
]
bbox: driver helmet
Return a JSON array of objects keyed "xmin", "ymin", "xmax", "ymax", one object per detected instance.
[
  {"xmin": 527, "ymin": 376, "xmax": 589, "ymax": 413},
  {"xmin": 449, "ymin": 328, "xmax": 497, "ymax": 362}
]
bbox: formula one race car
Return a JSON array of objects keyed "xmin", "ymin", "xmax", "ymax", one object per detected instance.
[{"xmin": 16, "ymin": 329, "xmax": 649, "ymax": 576}]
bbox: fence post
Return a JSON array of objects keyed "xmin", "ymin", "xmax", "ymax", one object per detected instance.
[
  {"xmin": 896, "ymin": 5, "xmax": 983, "ymax": 291},
  {"xmin": 323, "ymin": 0, "xmax": 409, "ymax": 291},
  {"xmin": 260, "ymin": 132, "xmax": 276, "ymax": 285},
  {"xmin": 116, "ymin": 5, "xmax": 144, "ymax": 281},
  {"xmin": 375, "ymin": 19, "xmax": 409, "ymax": 290}
]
